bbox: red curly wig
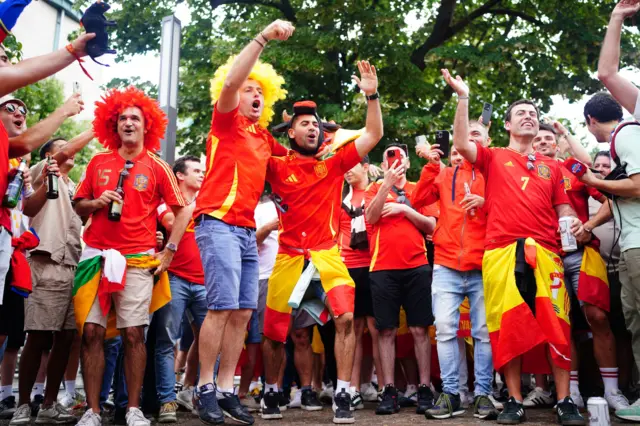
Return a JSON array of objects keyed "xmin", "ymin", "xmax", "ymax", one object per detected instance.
[{"xmin": 93, "ymin": 86, "xmax": 168, "ymax": 152}]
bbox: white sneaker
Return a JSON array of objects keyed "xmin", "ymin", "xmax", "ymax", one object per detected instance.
[
  {"xmin": 76, "ymin": 408, "xmax": 102, "ymax": 426},
  {"xmin": 571, "ymin": 392, "xmax": 585, "ymax": 409},
  {"xmin": 248, "ymin": 381, "xmax": 262, "ymax": 395},
  {"xmin": 288, "ymin": 388, "xmax": 302, "ymax": 409},
  {"xmin": 9, "ymin": 404, "xmax": 31, "ymax": 426},
  {"xmin": 57, "ymin": 393, "xmax": 74, "ymax": 410},
  {"xmin": 35, "ymin": 403, "xmax": 76, "ymax": 424},
  {"xmin": 126, "ymin": 407, "xmax": 150, "ymax": 426},
  {"xmin": 489, "ymin": 394, "xmax": 503, "ymax": 411},
  {"xmin": 523, "ymin": 387, "xmax": 554, "ymax": 407},
  {"xmin": 320, "ymin": 384, "xmax": 334, "ymax": 403},
  {"xmin": 349, "ymin": 387, "xmax": 364, "ymax": 411},
  {"xmin": 459, "ymin": 391, "xmax": 471, "ymax": 409},
  {"xmin": 360, "ymin": 383, "xmax": 378, "ymax": 402},
  {"xmin": 605, "ymin": 389, "xmax": 630, "ymax": 411},
  {"xmin": 405, "ymin": 385, "xmax": 418, "ymax": 404},
  {"xmin": 176, "ymin": 386, "xmax": 194, "ymax": 412}
]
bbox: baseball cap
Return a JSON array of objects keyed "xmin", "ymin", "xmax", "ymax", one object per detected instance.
[{"xmin": 0, "ymin": 95, "xmax": 27, "ymax": 112}]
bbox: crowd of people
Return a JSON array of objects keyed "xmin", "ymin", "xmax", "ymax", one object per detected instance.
[{"xmin": 0, "ymin": 1, "xmax": 640, "ymax": 426}]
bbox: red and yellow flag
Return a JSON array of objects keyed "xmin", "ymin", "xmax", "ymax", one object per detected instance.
[{"xmin": 578, "ymin": 246, "xmax": 610, "ymax": 312}]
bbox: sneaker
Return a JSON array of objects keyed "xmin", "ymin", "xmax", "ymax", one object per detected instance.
[
  {"xmin": 459, "ymin": 390, "xmax": 471, "ymax": 409},
  {"xmin": 104, "ymin": 394, "xmax": 115, "ymax": 410},
  {"xmin": 240, "ymin": 395, "xmax": 261, "ymax": 413},
  {"xmin": 301, "ymin": 389, "xmax": 322, "ymax": 411},
  {"xmin": 360, "ymin": 383, "xmax": 378, "ymax": 402},
  {"xmin": 490, "ymin": 394, "xmax": 504, "ymax": 410},
  {"xmin": 194, "ymin": 384, "xmax": 224, "ymax": 425},
  {"xmin": 320, "ymin": 383, "xmax": 334, "ymax": 404},
  {"xmin": 570, "ymin": 392, "xmax": 585, "ymax": 409},
  {"xmin": 176, "ymin": 386, "xmax": 194, "ymax": 412},
  {"xmin": 288, "ymin": 389, "xmax": 301, "ymax": 409},
  {"xmin": 332, "ymin": 389, "xmax": 354, "ymax": 424},
  {"xmin": 278, "ymin": 391, "xmax": 289, "ymax": 412},
  {"xmin": 497, "ymin": 397, "xmax": 525, "ymax": 424},
  {"xmin": 158, "ymin": 401, "xmax": 178, "ymax": 423},
  {"xmin": 416, "ymin": 384, "xmax": 435, "ymax": 414},
  {"xmin": 76, "ymin": 408, "xmax": 102, "ymax": 426},
  {"xmin": 349, "ymin": 389, "xmax": 363, "ymax": 411},
  {"xmin": 30, "ymin": 394, "xmax": 44, "ymax": 417},
  {"xmin": 260, "ymin": 391, "xmax": 282, "ymax": 420},
  {"xmin": 58, "ymin": 392, "xmax": 86, "ymax": 411},
  {"xmin": 605, "ymin": 389, "xmax": 630, "ymax": 411},
  {"xmin": 615, "ymin": 397, "xmax": 640, "ymax": 422},
  {"xmin": 35, "ymin": 403, "xmax": 76, "ymax": 424},
  {"xmin": 425, "ymin": 393, "xmax": 465, "ymax": 420},
  {"xmin": 556, "ymin": 396, "xmax": 585, "ymax": 426},
  {"xmin": 9, "ymin": 404, "xmax": 31, "ymax": 426},
  {"xmin": 474, "ymin": 394, "xmax": 499, "ymax": 420},
  {"xmin": 0, "ymin": 396, "xmax": 17, "ymax": 419},
  {"xmin": 523, "ymin": 386, "xmax": 554, "ymax": 408},
  {"xmin": 217, "ymin": 391, "xmax": 254, "ymax": 425},
  {"xmin": 375, "ymin": 385, "xmax": 399, "ymax": 415},
  {"xmin": 126, "ymin": 407, "xmax": 151, "ymax": 426},
  {"xmin": 397, "ymin": 389, "xmax": 414, "ymax": 408},
  {"xmin": 405, "ymin": 384, "xmax": 418, "ymax": 405}
]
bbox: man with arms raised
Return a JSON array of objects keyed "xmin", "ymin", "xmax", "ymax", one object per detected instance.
[
  {"xmin": 442, "ymin": 69, "xmax": 585, "ymax": 425},
  {"xmin": 261, "ymin": 61, "xmax": 382, "ymax": 425}
]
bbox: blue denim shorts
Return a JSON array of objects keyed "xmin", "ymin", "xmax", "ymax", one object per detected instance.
[{"xmin": 195, "ymin": 217, "xmax": 259, "ymax": 311}]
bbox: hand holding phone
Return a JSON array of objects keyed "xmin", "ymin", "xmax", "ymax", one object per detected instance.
[
  {"xmin": 73, "ymin": 82, "xmax": 82, "ymax": 96},
  {"xmin": 435, "ymin": 130, "xmax": 450, "ymax": 158},
  {"xmin": 481, "ymin": 102, "xmax": 493, "ymax": 126}
]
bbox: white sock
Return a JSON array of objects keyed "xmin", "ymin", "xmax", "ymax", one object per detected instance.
[
  {"xmin": 65, "ymin": 381, "xmax": 76, "ymax": 395},
  {"xmin": 31, "ymin": 383, "xmax": 44, "ymax": 399},
  {"xmin": 336, "ymin": 380, "xmax": 350, "ymax": 394},
  {"xmin": 569, "ymin": 371, "xmax": 579, "ymax": 395},
  {"xmin": 600, "ymin": 368, "xmax": 619, "ymax": 395},
  {"xmin": 215, "ymin": 386, "xmax": 233, "ymax": 400},
  {"xmin": 265, "ymin": 383, "xmax": 278, "ymax": 393},
  {"xmin": 0, "ymin": 385, "xmax": 12, "ymax": 400}
]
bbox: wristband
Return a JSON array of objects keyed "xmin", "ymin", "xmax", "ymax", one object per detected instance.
[
  {"xmin": 66, "ymin": 44, "xmax": 94, "ymax": 81},
  {"xmin": 253, "ymin": 38, "xmax": 265, "ymax": 48},
  {"xmin": 365, "ymin": 92, "xmax": 380, "ymax": 101},
  {"xmin": 259, "ymin": 32, "xmax": 270, "ymax": 44}
]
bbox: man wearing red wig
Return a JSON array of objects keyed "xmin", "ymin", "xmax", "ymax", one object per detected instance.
[{"xmin": 72, "ymin": 87, "xmax": 192, "ymax": 426}]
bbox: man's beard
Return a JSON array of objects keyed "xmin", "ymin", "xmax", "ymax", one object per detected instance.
[{"xmin": 289, "ymin": 138, "xmax": 320, "ymax": 156}]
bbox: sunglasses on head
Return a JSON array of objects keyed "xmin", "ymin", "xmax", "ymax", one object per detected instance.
[{"xmin": 3, "ymin": 103, "xmax": 27, "ymax": 115}]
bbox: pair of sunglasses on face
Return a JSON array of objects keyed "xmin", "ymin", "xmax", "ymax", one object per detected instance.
[{"xmin": 2, "ymin": 103, "xmax": 27, "ymax": 115}]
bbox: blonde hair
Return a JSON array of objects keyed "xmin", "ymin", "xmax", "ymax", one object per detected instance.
[{"xmin": 210, "ymin": 56, "xmax": 287, "ymax": 128}]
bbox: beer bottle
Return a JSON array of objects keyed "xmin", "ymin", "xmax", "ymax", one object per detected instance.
[
  {"xmin": 46, "ymin": 156, "xmax": 59, "ymax": 199},
  {"xmin": 3, "ymin": 159, "xmax": 28, "ymax": 208},
  {"xmin": 108, "ymin": 161, "xmax": 132, "ymax": 221}
]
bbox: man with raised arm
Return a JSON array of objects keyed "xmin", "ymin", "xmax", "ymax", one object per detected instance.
[{"xmin": 441, "ymin": 69, "xmax": 585, "ymax": 425}]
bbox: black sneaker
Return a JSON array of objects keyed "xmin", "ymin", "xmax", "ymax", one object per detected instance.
[
  {"xmin": 497, "ymin": 397, "xmax": 525, "ymax": 425},
  {"xmin": 474, "ymin": 394, "xmax": 498, "ymax": 420},
  {"xmin": 260, "ymin": 391, "xmax": 282, "ymax": 420},
  {"xmin": 0, "ymin": 395, "xmax": 16, "ymax": 419},
  {"xmin": 217, "ymin": 392, "xmax": 254, "ymax": 425},
  {"xmin": 332, "ymin": 388, "xmax": 354, "ymax": 424},
  {"xmin": 416, "ymin": 384, "xmax": 435, "ymax": 414},
  {"xmin": 113, "ymin": 406, "xmax": 126, "ymax": 425},
  {"xmin": 30, "ymin": 394, "xmax": 44, "ymax": 417},
  {"xmin": 375, "ymin": 385, "xmax": 399, "ymax": 415},
  {"xmin": 194, "ymin": 384, "xmax": 224, "ymax": 425},
  {"xmin": 278, "ymin": 391, "xmax": 289, "ymax": 412},
  {"xmin": 426, "ymin": 393, "xmax": 465, "ymax": 419},
  {"xmin": 556, "ymin": 397, "xmax": 585, "ymax": 426},
  {"xmin": 301, "ymin": 389, "xmax": 322, "ymax": 412}
]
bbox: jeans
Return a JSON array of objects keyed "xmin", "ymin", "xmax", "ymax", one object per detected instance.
[
  {"xmin": 619, "ymin": 248, "xmax": 640, "ymax": 375},
  {"xmin": 154, "ymin": 273, "xmax": 208, "ymax": 403},
  {"xmin": 100, "ymin": 337, "xmax": 128, "ymax": 410},
  {"xmin": 432, "ymin": 265, "xmax": 493, "ymax": 396}
]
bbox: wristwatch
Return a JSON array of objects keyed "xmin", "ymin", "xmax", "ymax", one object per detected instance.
[
  {"xmin": 365, "ymin": 92, "xmax": 380, "ymax": 101},
  {"xmin": 166, "ymin": 242, "xmax": 178, "ymax": 252}
]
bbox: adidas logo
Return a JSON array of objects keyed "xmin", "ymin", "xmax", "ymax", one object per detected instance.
[
  {"xmin": 504, "ymin": 161, "xmax": 514, "ymax": 167},
  {"xmin": 246, "ymin": 124, "xmax": 257, "ymax": 134},
  {"xmin": 285, "ymin": 174, "xmax": 299, "ymax": 183}
]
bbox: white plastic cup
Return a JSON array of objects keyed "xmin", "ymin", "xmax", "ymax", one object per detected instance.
[{"xmin": 586, "ymin": 397, "xmax": 610, "ymax": 426}]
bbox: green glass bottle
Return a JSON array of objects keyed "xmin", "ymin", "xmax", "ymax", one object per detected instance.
[{"xmin": 2, "ymin": 159, "xmax": 28, "ymax": 208}]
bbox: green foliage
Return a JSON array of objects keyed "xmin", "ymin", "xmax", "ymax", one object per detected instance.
[{"xmin": 84, "ymin": 0, "xmax": 638, "ymax": 179}]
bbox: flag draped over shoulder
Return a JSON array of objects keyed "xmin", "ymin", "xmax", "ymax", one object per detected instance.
[
  {"xmin": 578, "ymin": 245, "xmax": 610, "ymax": 312},
  {"xmin": 483, "ymin": 238, "xmax": 571, "ymax": 374},
  {"xmin": 73, "ymin": 248, "xmax": 171, "ymax": 339}
]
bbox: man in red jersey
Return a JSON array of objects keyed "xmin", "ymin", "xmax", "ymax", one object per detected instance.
[
  {"xmin": 154, "ymin": 155, "xmax": 207, "ymax": 423},
  {"xmin": 73, "ymin": 87, "xmax": 191, "ymax": 426},
  {"xmin": 442, "ymin": 68, "xmax": 585, "ymax": 425},
  {"xmin": 261, "ymin": 60, "xmax": 382, "ymax": 425},
  {"xmin": 533, "ymin": 123, "xmax": 630, "ymax": 412},
  {"xmin": 190, "ymin": 19, "xmax": 300, "ymax": 426}
]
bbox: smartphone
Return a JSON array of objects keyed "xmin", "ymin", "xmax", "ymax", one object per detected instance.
[
  {"xmin": 435, "ymin": 130, "xmax": 450, "ymax": 158},
  {"xmin": 481, "ymin": 102, "xmax": 493, "ymax": 126},
  {"xmin": 386, "ymin": 149, "xmax": 398, "ymax": 169},
  {"xmin": 72, "ymin": 82, "xmax": 81, "ymax": 95}
]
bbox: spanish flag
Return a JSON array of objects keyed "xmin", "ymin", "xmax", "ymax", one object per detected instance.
[
  {"xmin": 483, "ymin": 238, "xmax": 571, "ymax": 373},
  {"xmin": 73, "ymin": 249, "xmax": 171, "ymax": 339},
  {"xmin": 577, "ymin": 246, "xmax": 609, "ymax": 312},
  {"xmin": 457, "ymin": 297, "xmax": 471, "ymax": 338}
]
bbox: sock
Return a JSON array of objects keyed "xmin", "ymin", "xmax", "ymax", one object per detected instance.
[
  {"xmin": 336, "ymin": 380, "xmax": 350, "ymax": 394},
  {"xmin": 570, "ymin": 371, "xmax": 579, "ymax": 395},
  {"xmin": 31, "ymin": 383, "xmax": 44, "ymax": 399},
  {"xmin": 0, "ymin": 385, "xmax": 12, "ymax": 400},
  {"xmin": 265, "ymin": 383, "xmax": 278, "ymax": 394},
  {"xmin": 65, "ymin": 381, "xmax": 76, "ymax": 395},
  {"xmin": 600, "ymin": 368, "xmax": 619, "ymax": 395},
  {"xmin": 216, "ymin": 386, "xmax": 233, "ymax": 400},
  {"xmin": 301, "ymin": 385, "xmax": 311, "ymax": 392},
  {"xmin": 198, "ymin": 383, "xmax": 215, "ymax": 395}
]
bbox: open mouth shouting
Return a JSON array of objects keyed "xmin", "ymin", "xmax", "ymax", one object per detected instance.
[
  {"xmin": 251, "ymin": 99, "xmax": 261, "ymax": 115},
  {"xmin": 13, "ymin": 119, "xmax": 24, "ymax": 129}
]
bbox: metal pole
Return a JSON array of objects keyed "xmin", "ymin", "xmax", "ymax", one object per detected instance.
[{"xmin": 158, "ymin": 15, "xmax": 181, "ymax": 165}]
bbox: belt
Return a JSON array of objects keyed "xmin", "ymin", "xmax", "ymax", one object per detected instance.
[{"xmin": 194, "ymin": 214, "xmax": 256, "ymax": 232}]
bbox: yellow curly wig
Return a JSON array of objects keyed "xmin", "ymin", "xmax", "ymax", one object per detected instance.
[{"xmin": 210, "ymin": 56, "xmax": 287, "ymax": 128}]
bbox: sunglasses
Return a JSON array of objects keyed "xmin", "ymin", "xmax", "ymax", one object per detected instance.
[
  {"xmin": 270, "ymin": 193, "xmax": 289, "ymax": 213},
  {"xmin": 3, "ymin": 103, "xmax": 27, "ymax": 115}
]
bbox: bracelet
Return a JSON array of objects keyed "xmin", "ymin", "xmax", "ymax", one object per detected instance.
[
  {"xmin": 253, "ymin": 38, "xmax": 265, "ymax": 48},
  {"xmin": 458, "ymin": 96, "xmax": 469, "ymax": 100},
  {"xmin": 66, "ymin": 43, "xmax": 94, "ymax": 81},
  {"xmin": 259, "ymin": 32, "xmax": 270, "ymax": 44},
  {"xmin": 365, "ymin": 92, "xmax": 380, "ymax": 101}
]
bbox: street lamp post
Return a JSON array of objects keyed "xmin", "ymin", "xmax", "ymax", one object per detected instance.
[{"xmin": 158, "ymin": 14, "xmax": 181, "ymax": 165}]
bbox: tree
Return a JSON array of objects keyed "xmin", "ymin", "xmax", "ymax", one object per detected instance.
[{"xmin": 81, "ymin": 0, "xmax": 639, "ymax": 176}]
